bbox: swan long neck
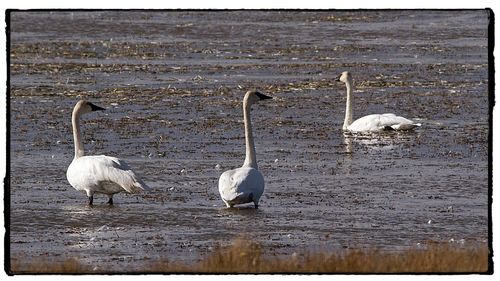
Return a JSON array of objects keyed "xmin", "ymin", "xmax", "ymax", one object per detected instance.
[
  {"xmin": 72, "ymin": 110, "xmax": 85, "ymax": 159},
  {"xmin": 242, "ymin": 99, "xmax": 258, "ymax": 169},
  {"xmin": 343, "ymin": 78, "xmax": 354, "ymax": 130}
]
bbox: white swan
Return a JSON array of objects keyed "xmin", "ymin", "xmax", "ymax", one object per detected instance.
[
  {"xmin": 218, "ymin": 91, "xmax": 272, "ymax": 209},
  {"xmin": 66, "ymin": 100, "xmax": 149, "ymax": 205},
  {"xmin": 337, "ymin": 71, "xmax": 421, "ymax": 132}
]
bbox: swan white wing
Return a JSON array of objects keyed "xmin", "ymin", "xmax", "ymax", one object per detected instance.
[
  {"xmin": 218, "ymin": 167, "xmax": 264, "ymax": 204},
  {"xmin": 67, "ymin": 155, "xmax": 149, "ymax": 194},
  {"xmin": 349, "ymin": 114, "xmax": 420, "ymax": 132},
  {"xmin": 218, "ymin": 169, "xmax": 238, "ymax": 201},
  {"xmin": 348, "ymin": 114, "xmax": 385, "ymax": 132},
  {"xmin": 378, "ymin": 114, "xmax": 421, "ymax": 130}
]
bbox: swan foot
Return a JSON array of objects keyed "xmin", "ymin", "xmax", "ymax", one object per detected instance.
[{"xmin": 254, "ymin": 203, "xmax": 259, "ymax": 209}]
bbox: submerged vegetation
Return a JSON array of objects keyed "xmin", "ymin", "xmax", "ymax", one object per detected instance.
[{"xmin": 10, "ymin": 238, "xmax": 490, "ymax": 274}]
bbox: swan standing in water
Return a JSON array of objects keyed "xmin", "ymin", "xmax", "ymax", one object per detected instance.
[
  {"xmin": 218, "ymin": 91, "xmax": 272, "ymax": 209},
  {"xmin": 337, "ymin": 71, "xmax": 421, "ymax": 132},
  {"xmin": 66, "ymin": 100, "xmax": 149, "ymax": 205}
]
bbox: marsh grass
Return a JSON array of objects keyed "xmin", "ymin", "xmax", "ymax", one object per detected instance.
[
  {"xmin": 9, "ymin": 257, "xmax": 91, "ymax": 274},
  {"xmin": 9, "ymin": 238, "xmax": 490, "ymax": 274},
  {"xmin": 149, "ymin": 238, "xmax": 490, "ymax": 274}
]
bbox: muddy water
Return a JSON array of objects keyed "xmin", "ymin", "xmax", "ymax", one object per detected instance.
[{"xmin": 8, "ymin": 10, "xmax": 490, "ymax": 272}]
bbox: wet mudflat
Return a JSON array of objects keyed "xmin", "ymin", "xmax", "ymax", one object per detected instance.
[{"xmin": 8, "ymin": 10, "xmax": 490, "ymax": 272}]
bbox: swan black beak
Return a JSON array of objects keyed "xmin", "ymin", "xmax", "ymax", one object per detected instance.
[
  {"xmin": 255, "ymin": 92, "xmax": 272, "ymax": 100},
  {"xmin": 89, "ymin": 102, "xmax": 106, "ymax": 111},
  {"xmin": 335, "ymin": 74, "xmax": 342, "ymax": 82}
]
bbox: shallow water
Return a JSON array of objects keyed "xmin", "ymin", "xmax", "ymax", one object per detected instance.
[{"xmin": 8, "ymin": 10, "xmax": 490, "ymax": 272}]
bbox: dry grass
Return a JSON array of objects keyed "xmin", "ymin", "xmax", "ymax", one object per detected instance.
[
  {"xmin": 9, "ymin": 257, "xmax": 91, "ymax": 274},
  {"xmin": 9, "ymin": 238, "xmax": 490, "ymax": 274},
  {"xmin": 148, "ymin": 238, "xmax": 490, "ymax": 274}
]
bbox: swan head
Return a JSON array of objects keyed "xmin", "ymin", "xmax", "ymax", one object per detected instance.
[
  {"xmin": 336, "ymin": 71, "xmax": 352, "ymax": 83},
  {"xmin": 244, "ymin": 90, "xmax": 272, "ymax": 105},
  {"xmin": 73, "ymin": 100, "xmax": 106, "ymax": 116}
]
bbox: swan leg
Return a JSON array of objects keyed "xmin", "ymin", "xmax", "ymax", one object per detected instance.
[
  {"xmin": 107, "ymin": 196, "xmax": 113, "ymax": 205},
  {"xmin": 250, "ymin": 193, "xmax": 258, "ymax": 209},
  {"xmin": 223, "ymin": 200, "xmax": 233, "ymax": 208},
  {"xmin": 87, "ymin": 195, "xmax": 93, "ymax": 206}
]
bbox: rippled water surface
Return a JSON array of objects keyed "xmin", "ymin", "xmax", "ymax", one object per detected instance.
[{"xmin": 8, "ymin": 10, "xmax": 490, "ymax": 272}]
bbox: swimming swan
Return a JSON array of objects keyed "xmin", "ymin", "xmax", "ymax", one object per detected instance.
[
  {"xmin": 218, "ymin": 91, "xmax": 272, "ymax": 209},
  {"xmin": 66, "ymin": 100, "xmax": 149, "ymax": 205},
  {"xmin": 337, "ymin": 71, "xmax": 421, "ymax": 132}
]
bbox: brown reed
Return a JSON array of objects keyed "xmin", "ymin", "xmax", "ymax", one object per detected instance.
[
  {"xmin": 148, "ymin": 238, "xmax": 489, "ymax": 273},
  {"xmin": 9, "ymin": 238, "xmax": 490, "ymax": 274},
  {"xmin": 10, "ymin": 257, "xmax": 90, "ymax": 274}
]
